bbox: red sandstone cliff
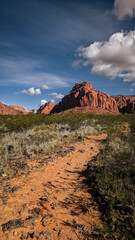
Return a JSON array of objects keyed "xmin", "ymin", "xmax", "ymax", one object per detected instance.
[
  {"xmin": 0, "ymin": 102, "xmax": 18, "ymax": 115},
  {"xmin": 10, "ymin": 105, "xmax": 28, "ymax": 114},
  {"xmin": 51, "ymin": 81, "xmax": 119, "ymax": 114},
  {"xmin": 0, "ymin": 103, "xmax": 28, "ymax": 115},
  {"xmin": 112, "ymin": 95, "xmax": 135, "ymax": 113},
  {"xmin": 38, "ymin": 101, "xmax": 55, "ymax": 114}
]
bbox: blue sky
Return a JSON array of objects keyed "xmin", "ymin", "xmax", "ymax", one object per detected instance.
[{"xmin": 0, "ymin": 0, "xmax": 135, "ymax": 109}]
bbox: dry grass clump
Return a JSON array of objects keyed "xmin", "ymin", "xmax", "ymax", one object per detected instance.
[{"xmin": 0, "ymin": 120, "xmax": 102, "ymax": 176}]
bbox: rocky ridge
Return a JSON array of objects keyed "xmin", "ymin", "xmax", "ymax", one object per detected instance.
[
  {"xmin": 51, "ymin": 81, "xmax": 119, "ymax": 114},
  {"xmin": 38, "ymin": 101, "xmax": 55, "ymax": 114},
  {"xmin": 10, "ymin": 105, "xmax": 28, "ymax": 114},
  {"xmin": 0, "ymin": 103, "xmax": 28, "ymax": 115},
  {"xmin": 1, "ymin": 82, "xmax": 135, "ymax": 115},
  {"xmin": 112, "ymin": 95, "xmax": 135, "ymax": 113},
  {"xmin": 0, "ymin": 102, "xmax": 18, "ymax": 115}
]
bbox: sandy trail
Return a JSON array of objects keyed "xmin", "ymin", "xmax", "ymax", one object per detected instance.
[{"xmin": 0, "ymin": 134, "xmax": 107, "ymax": 240}]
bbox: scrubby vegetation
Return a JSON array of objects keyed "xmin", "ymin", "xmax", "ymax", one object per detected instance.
[
  {"xmin": 0, "ymin": 113, "xmax": 102, "ymax": 178},
  {"xmin": 87, "ymin": 117, "xmax": 135, "ymax": 239},
  {"xmin": 0, "ymin": 112, "xmax": 135, "ymax": 239}
]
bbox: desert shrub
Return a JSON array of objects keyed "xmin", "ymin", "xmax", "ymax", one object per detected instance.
[
  {"xmin": 0, "ymin": 112, "xmax": 96, "ymax": 133},
  {"xmin": 87, "ymin": 121, "xmax": 135, "ymax": 239},
  {"xmin": 0, "ymin": 112, "xmax": 135, "ymax": 133}
]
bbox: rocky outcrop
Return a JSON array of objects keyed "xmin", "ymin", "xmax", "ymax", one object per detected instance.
[
  {"xmin": 51, "ymin": 81, "xmax": 119, "ymax": 114},
  {"xmin": 0, "ymin": 102, "xmax": 18, "ymax": 115},
  {"xmin": 112, "ymin": 95, "xmax": 135, "ymax": 113},
  {"xmin": 38, "ymin": 101, "xmax": 55, "ymax": 114},
  {"xmin": 0, "ymin": 103, "xmax": 28, "ymax": 115},
  {"xmin": 10, "ymin": 105, "xmax": 28, "ymax": 114}
]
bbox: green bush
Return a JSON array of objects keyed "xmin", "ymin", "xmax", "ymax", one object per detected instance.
[{"xmin": 87, "ymin": 120, "xmax": 135, "ymax": 239}]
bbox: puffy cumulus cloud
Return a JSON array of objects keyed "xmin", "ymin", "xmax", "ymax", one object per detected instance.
[
  {"xmin": 76, "ymin": 30, "xmax": 135, "ymax": 83},
  {"xmin": 21, "ymin": 87, "xmax": 41, "ymax": 95},
  {"xmin": 41, "ymin": 100, "xmax": 47, "ymax": 106},
  {"xmin": 42, "ymin": 84, "xmax": 49, "ymax": 90},
  {"xmin": 49, "ymin": 93, "xmax": 64, "ymax": 99},
  {"xmin": 112, "ymin": 0, "xmax": 135, "ymax": 20}
]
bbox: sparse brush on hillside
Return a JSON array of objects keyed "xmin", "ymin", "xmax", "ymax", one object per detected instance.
[
  {"xmin": 0, "ymin": 113, "xmax": 134, "ymax": 175},
  {"xmin": 0, "ymin": 112, "xmax": 135, "ymax": 239},
  {"xmin": 0, "ymin": 113, "xmax": 96, "ymax": 133},
  {"xmin": 0, "ymin": 115, "xmax": 102, "ymax": 178},
  {"xmin": 87, "ymin": 119, "xmax": 135, "ymax": 239}
]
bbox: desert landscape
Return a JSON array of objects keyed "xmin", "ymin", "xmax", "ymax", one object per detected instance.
[
  {"xmin": 1, "ymin": 0, "xmax": 135, "ymax": 239},
  {"xmin": 0, "ymin": 81, "xmax": 135, "ymax": 239}
]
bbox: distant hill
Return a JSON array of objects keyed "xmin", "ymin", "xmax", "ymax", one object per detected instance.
[
  {"xmin": 0, "ymin": 102, "xmax": 27, "ymax": 115},
  {"xmin": 10, "ymin": 105, "xmax": 28, "ymax": 114}
]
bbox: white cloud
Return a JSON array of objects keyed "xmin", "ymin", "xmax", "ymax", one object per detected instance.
[
  {"xmin": 49, "ymin": 93, "xmax": 64, "ymax": 99},
  {"xmin": 130, "ymin": 82, "xmax": 135, "ymax": 91},
  {"xmin": 42, "ymin": 84, "xmax": 49, "ymax": 90},
  {"xmin": 41, "ymin": 100, "xmax": 47, "ymax": 105},
  {"xmin": 112, "ymin": 0, "xmax": 135, "ymax": 20},
  {"xmin": 76, "ymin": 30, "xmax": 135, "ymax": 83},
  {"xmin": 40, "ymin": 99, "xmax": 55, "ymax": 106},
  {"xmin": 72, "ymin": 59, "xmax": 83, "ymax": 68},
  {"xmin": 21, "ymin": 87, "xmax": 41, "ymax": 95}
]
